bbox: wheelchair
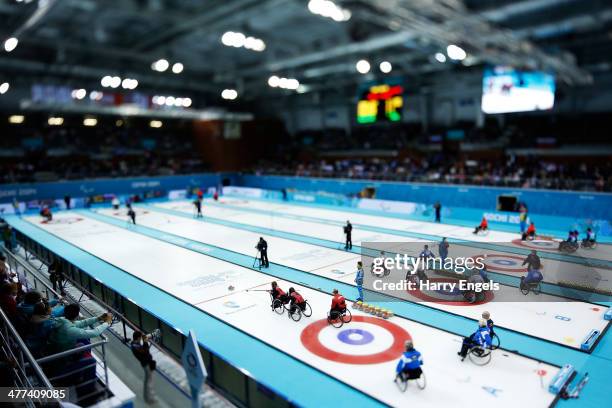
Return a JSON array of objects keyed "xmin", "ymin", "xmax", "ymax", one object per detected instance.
[
  {"xmin": 474, "ymin": 227, "xmax": 490, "ymax": 237},
  {"xmin": 271, "ymin": 295, "xmax": 312, "ymax": 322},
  {"xmin": 467, "ymin": 346, "xmax": 492, "ymax": 366},
  {"xmin": 490, "ymin": 332, "xmax": 500, "ymax": 350},
  {"xmin": 581, "ymin": 240, "xmax": 597, "ymax": 250},
  {"xmin": 519, "ymin": 277, "xmax": 542, "ymax": 295},
  {"xmin": 462, "ymin": 290, "xmax": 486, "ymax": 304},
  {"xmin": 558, "ymin": 241, "xmax": 579, "ymax": 253},
  {"xmin": 327, "ymin": 307, "xmax": 352, "ymax": 328},
  {"xmin": 394, "ymin": 369, "xmax": 426, "ymax": 392}
]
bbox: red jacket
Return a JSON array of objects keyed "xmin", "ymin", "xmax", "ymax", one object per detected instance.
[
  {"xmin": 290, "ymin": 292, "xmax": 304, "ymax": 304},
  {"xmin": 331, "ymin": 294, "xmax": 346, "ymax": 310},
  {"xmin": 527, "ymin": 224, "xmax": 536, "ymax": 234},
  {"xmin": 480, "ymin": 218, "xmax": 488, "ymax": 228},
  {"xmin": 271, "ymin": 286, "xmax": 285, "ymax": 299}
]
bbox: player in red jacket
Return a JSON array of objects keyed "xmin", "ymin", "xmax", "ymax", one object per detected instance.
[
  {"xmin": 269, "ymin": 281, "xmax": 288, "ymax": 306},
  {"xmin": 473, "ymin": 217, "xmax": 488, "ymax": 234},
  {"xmin": 288, "ymin": 287, "xmax": 306, "ymax": 314},
  {"xmin": 522, "ymin": 222, "xmax": 536, "ymax": 241},
  {"xmin": 330, "ymin": 289, "xmax": 346, "ymax": 319}
]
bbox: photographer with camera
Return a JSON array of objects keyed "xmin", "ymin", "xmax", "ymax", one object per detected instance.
[
  {"xmin": 344, "ymin": 220, "xmax": 353, "ymax": 250},
  {"xmin": 131, "ymin": 330, "xmax": 159, "ymax": 404},
  {"xmin": 256, "ymin": 237, "xmax": 269, "ymax": 268}
]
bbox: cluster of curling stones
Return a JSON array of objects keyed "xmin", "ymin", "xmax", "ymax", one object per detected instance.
[{"xmin": 353, "ymin": 301, "xmax": 393, "ymax": 319}]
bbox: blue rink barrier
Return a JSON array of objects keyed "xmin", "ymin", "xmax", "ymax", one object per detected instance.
[
  {"xmin": 580, "ymin": 329, "xmax": 601, "ymax": 351},
  {"xmin": 605, "ymin": 308, "xmax": 612, "ymax": 321},
  {"xmin": 548, "ymin": 364, "xmax": 575, "ymax": 394}
]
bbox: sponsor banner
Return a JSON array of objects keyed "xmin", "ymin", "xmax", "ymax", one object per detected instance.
[
  {"xmin": 357, "ymin": 198, "xmax": 423, "ymax": 215},
  {"xmin": 222, "ymin": 186, "xmax": 264, "ymax": 199}
]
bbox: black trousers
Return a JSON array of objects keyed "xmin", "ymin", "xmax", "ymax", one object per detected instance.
[
  {"xmin": 260, "ymin": 250, "xmax": 269, "ymax": 267},
  {"xmin": 345, "ymin": 234, "xmax": 352, "ymax": 249}
]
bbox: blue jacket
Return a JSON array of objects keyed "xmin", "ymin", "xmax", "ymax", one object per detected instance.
[
  {"xmin": 17, "ymin": 299, "xmax": 63, "ymax": 319},
  {"xmin": 355, "ymin": 268, "xmax": 364, "ymax": 285},
  {"xmin": 396, "ymin": 349, "xmax": 423, "ymax": 373},
  {"xmin": 471, "ymin": 327, "xmax": 492, "ymax": 347},
  {"xmin": 525, "ymin": 269, "xmax": 543, "ymax": 283}
]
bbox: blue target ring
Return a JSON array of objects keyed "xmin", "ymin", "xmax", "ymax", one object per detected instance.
[
  {"xmin": 492, "ymin": 259, "xmax": 516, "ymax": 266},
  {"xmin": 337, "ymin": 329, "xmax": 374, "ymax": 345}
]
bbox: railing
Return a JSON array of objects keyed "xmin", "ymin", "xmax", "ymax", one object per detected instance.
[
  {"xmin": 2, "ymin": 248, "xmax": 111, "ymax": 406},
  {"xmin": 0, "ymin": 308, "xmax": 62, "ymax": 407}
]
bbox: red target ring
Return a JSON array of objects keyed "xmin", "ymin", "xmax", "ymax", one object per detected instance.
[
  {"xmin": 408, "ymin": 277, "xmax": 494, "ymax": 306},
  {"xmin": 512, "ymin": 238, "xmax": 557, "ymax": 250},
  {"xmin": 41, "ymin": 217, "xmax": 83, "ymax": 225},
  {"xmin": 301, "ymin": 316, "xmax": 409, "ymax": 364}
]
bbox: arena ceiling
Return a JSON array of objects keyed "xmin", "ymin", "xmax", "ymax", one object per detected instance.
[{"xmin": 1, "ymin": 0, "xmax": 611, "ymax": 103}]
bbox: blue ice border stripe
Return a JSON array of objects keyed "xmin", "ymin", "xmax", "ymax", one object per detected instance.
[
  {"xmin": 4, "ymin": 215, "xmax": 384, "ymax": 408},
  {"xmin": 84, "ymin": 209, "xmax": 612, "ymax": 408}
]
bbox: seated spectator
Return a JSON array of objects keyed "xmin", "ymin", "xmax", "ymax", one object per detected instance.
[
  {"xmin": 48, "ymin": 303, "xmax": 112, "ymax": 353},
  {"xmin": 25, "ymin": 301, "xmax": 56, "ymax": 357},
  {"xmin": 17, "ymin": 290, "xmax": 64, "ymax": 319},
  {"xmin": 0, "ymin": 282, "xmax": 19, "ymax": 322},
  {"xmin": 0, "ymin": 255, "xmax": 15, "ymax": 284}
]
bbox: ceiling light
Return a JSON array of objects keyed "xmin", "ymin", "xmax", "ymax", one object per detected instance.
[
  {"xmin": 268, "ymin": 75, "xmax": 280, "ymax": 87},
  {"xmin": 48, "ymin": 117, "xmax": 64, "ymax": 126},
  {"xmin": 165, "ymin": 96, "xmax": 176, "ymax": 106},
  {"xmin": 221, "ymin": 89, "xmax": 238, "ymax": 100},
  {"xmin": 150, "ymin": 120, "xmax": 163, "ymax": 128},
  {"xmin": 435, "ymin": 52, "xmax": 447, "ymax": 63},
  {"xmin": 379, "ymin": 61, "xmax": 392, "ymax": 73},
  {"xmin": 182, "ymin": 97, "xmax": 192, "ymax": 107},
  {"xmin": 72, "ymin": 88, "xmax": 86, "ymax": 100},
  {"xmin": 90, "ymin": 91, "xmax": 103, "ymax": 101},
  {"xmin": 174, "ymin": 97, "xmax": 184, "ymax": 107},
  {"xmin": 101, "ymin": 76, "xmax": 112, "ymax": 87},
  {"xmin": 446, "ymin": 44, "xmax": 466, "ymax": 61},
  {"xmin": 109, "ymin": 76, "xmax": 121, "ymax": 88},
  {"xmin": 0, "ymin": 82, "xmax": 9, "ymax": 94},
  {"xmin": 122, "ymin": 78, "xmax": 138, "ymax": 89},
  {"xmin": 4, "ymin": 37, "xmax": 18, "ymax": 52},
  {"xmin": 152, "ymin": 59, "xmax": 169, "ymax": 72},
  {"xmin": 172, "ymin": 62, "xmax": 184, "ymax": 74},
  {"xmin": 9, "ymin": 115, "xmax": 24, "ymax": 124},
  {"xmin": 83, "ymin": 117, "xmax": 97, "ymax": 127},
  {"xmin": 156, "ymin": 96, "xmax": 166, "ymax": 105},
  {"xmin": 222, "ymin": 31, "xmax": 236, "ymax": 46},
  {"xmin": 356, "ymin": 59, "xmax": 371, "ymax": 74}
]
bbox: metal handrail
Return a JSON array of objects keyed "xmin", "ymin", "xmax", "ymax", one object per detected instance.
[{"xmin": 36, "ymin": 338, "xmax": 108, "ymax": 364}]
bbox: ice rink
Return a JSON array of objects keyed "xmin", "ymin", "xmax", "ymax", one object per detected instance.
[
  {"xmin": 23, "ymin": 211, "xmax": 560, "ymax": 408},
  {"xmin": 139, "ymin": 199, "xmax": 610, "ymax": 350}
]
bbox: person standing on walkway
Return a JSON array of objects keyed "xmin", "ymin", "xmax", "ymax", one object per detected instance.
[
  {"xmin": 438, "ymin": 238, "xmax": 449, "ymax": 263},
  {"xmin": 434, "ymin": 201, "xmax": 442, "ymax": 223},
  {"xmin": 131, "ymin": 331, "xmax": 158, "ymax": 404},
  {"xmin": 354, "ymin": 261, "xmax": 364, "ymax": 301},
  {"xmin": 344, "ymin": 221, "xmax": 353, "ymax": 250}
]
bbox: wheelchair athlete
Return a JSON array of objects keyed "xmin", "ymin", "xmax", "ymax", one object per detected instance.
[
  {"xmin": 269, "ymin": 281, "xmax": 289, "ymax": 307},
  {"xmin": 582, "ymin": 228, "xmax": 597, "ymax": 248},
  {"xmin": 558, "ymin": 230, "xmax": 579, "ymax": 252},
  {"xmin": 458, "ymin": 319, "xmax": 492, "ymax": 360},
  {"xmin": 288, "ymin": 287, "xmax": 306, "ymax": 315},
  {"xmin": 395, "ymin": 340, "xmax": 423, "ymax": 381},
  {"xmin": 329, "ymin": 289, "xmax": 347, "ymax": 320}
]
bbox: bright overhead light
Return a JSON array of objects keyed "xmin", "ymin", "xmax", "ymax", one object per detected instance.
[
  {"xmin": 149, "ymin": 120, "xmax": 163, "ymax": 128},
  {"xmin": 172, "ymin": 62, "xmax": 184, "ymax": 74},
  {"xmin": 232, "ymin": 32, "xmax": 246, "ymax": 48},
  {"xmin": 101, "ymin": 76, "xmax": 112, "ymax": 87},
  {"xmin": 109, "ymin": 76, "xmax": 121, "ymax": 88},
  {"xmin": 356, "ymin": 59, "xmax": 371, "ymax": 74},
  {"xmin": 83, "ymin": 117, "xmax": 98, "ymax": 127},
  {"xmin": 268, "ymin": 75, "xmax": 280, "ymax": 87},
  {"xmin": 222, "ymin": 31, "xmax": 236, "ymax": 46},
  {"xmin": 72, "ymin": 88, "xmax": 86, "ymax": 100},
  {"xmin": 223, "ymin": 31, "xmax": 265, "ymax": 51},
  {"xmin": 0, "ymin": 82, "xmax": 9, "ymax": 94},
  {"xmin": 446, "ymin": 44, "xmax": 466, "ymax": 61},
  {"xmin": 165, "ymin": 96, "xmax": 176, "ymax": 106},
  {"xmin": 90, "ymin": 91, "xmax": 103, "ymax": 101},
  {"xmin": 278, "ymin": 77, "xmax": 289, "ymax": 88},
  {"xmin": 152, "ymin": 58, "xmax": 169, "ymax": 72},
  {"xmin": 48, "ymin": 117, "xmax": 64, "ymax": 126},
  {"xmin": 156, "ymin": 96, "xmax": 166, "ymax": 105},
  {"xmin": 182, "ymin": 97, "xmax": 192, "ymax": 107},
  {"xmin": 286, "ymin": 79, "xmax": 300, "ymax": 90},
  {"xmin": 174, "ymin": 97, "xmax": 184, "ymax": 107},
  {"xmin": 121, "ymin": 78, "xmax": 138, "ymax": 89},
  {"xmin": 379, "ymin": 61, "xmax": 392, "ymax": 73},
  {"xmin": 4, "ymin": 37, "xmax": 18, "ymax": 52},
  {"xmin": 221, "ymin": 89, "xmax": 238, "ymax": 100},
  {"xmin": 308, "ymin": 0, "xmax": 351, "ymax": 22},
  {"xmin": 8, "ymin": 115, "xmax": 24, "ymax": 124},
  {"xmin": 435, "ymin": 52, "xmax": 447, "ymax": 63}
]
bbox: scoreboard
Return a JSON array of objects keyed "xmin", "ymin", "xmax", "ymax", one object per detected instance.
[{"xmin": 357, "ymin": 82, "xmax": 403, "ymax": 124}]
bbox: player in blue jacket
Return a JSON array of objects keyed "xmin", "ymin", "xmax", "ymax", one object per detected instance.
[
  {"xmin": 458, "ymin": 319, "xmax": 492, "ymax": 360},
  {"xmin": 354, "ymin": 261, "xmax": 364, "ymax": 302},
  {"xmin": 395, "ymin": 340, "xmax": 423, "ymax": 380}
]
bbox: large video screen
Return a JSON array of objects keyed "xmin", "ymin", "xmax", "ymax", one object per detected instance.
[
  {"xmin": 482, "ymin": 66, "xmax": 555, "ymax": 114},
  {"xmin": 357, "ymin": 81, "xmax": 403, "ymax": 124}
]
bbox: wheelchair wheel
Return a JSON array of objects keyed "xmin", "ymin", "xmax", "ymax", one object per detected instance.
[
  {"xmin": 272, "ymin": 299, "xmax": 284, "ymax": 315},
  {"xmin": 328, "ymin": 312, "xmax": 344, "ymax": 328},
  {"xmin": 302, "ymin": 302, "xmax": 312, "ymax": 317},
  {"xmin": 519, "ymin": 283, "xmax": 530, "ymax": 295},
  {"xmin": 490, "ymin": 333, "xmax": 500, "ymax": 350},
  {"xmin": 415, "ymin": 372, "xmax": 426, "ymax": 390},
  {"xmin": 468, "ymin": 347, "xmax": 492, "ymax": 366},
  {"xmin": 289, "ymin": 308, "xmax": 302, "ymax": 322},
  {"xmin": 532, "ymin": 282, "xmax": 541, "ymax": 295},
  {"xmin": 394, "ymin": 375, "xmax": 408, "ymax": 393},
  {"xmin": 342, "ymin": 308, "xmax": 352, "ymax": 323}
]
